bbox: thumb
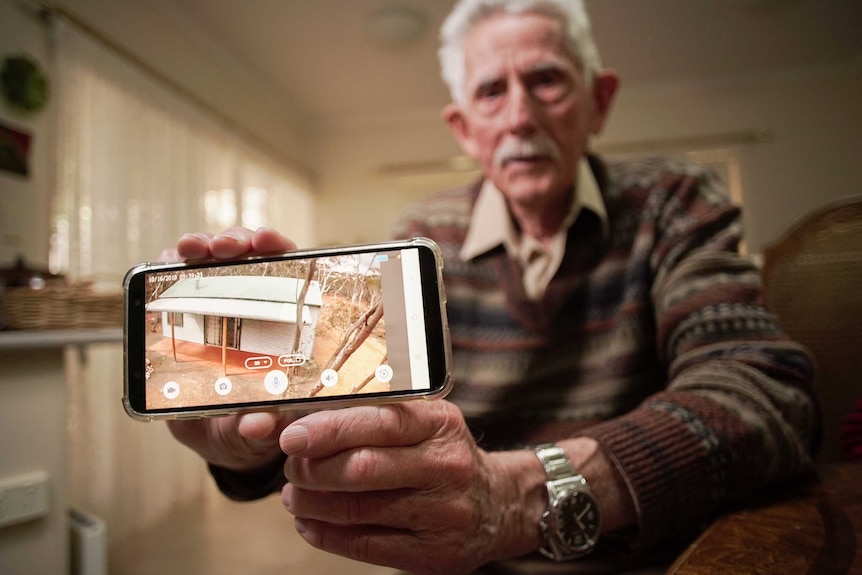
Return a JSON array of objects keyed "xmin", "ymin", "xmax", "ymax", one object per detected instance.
[{"xmin": 237, "ymin": 411, "xmax": 298, "ymax": 443}]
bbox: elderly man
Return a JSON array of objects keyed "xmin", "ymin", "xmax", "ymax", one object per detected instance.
[{"xmin": 168, "ymin": 0, "xmax": 817, "ymax": 573}]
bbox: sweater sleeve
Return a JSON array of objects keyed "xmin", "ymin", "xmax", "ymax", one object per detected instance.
[{"xmin": 583, "ymin": 161, "xmax": 818, "ymax": 550}]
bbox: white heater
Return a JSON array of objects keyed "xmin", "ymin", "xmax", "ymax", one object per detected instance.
[{"xmin": 69, "ymin": 508, "xmax": 106, "ymax": 575}]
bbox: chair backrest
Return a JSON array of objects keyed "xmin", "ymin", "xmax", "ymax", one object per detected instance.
[{"xmin": 762, "ymin": 195, "xmax": 862, "ymax": 463}]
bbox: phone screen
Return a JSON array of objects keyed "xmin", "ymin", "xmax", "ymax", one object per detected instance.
[{"xmin": 123, "ymin": 239, "xmax": 451, "ymax": 419}]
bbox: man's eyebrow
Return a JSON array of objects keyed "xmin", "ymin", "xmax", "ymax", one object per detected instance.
[
  {"xmin": 471, "ymin": 74, "xmax": 504, "ymax": 95},
  {"xmin": 467, "ymin": 58, "xmax": 574, "ymax": 96},
  {"xmin": 522, "ymin": 60, "xmax": 571, "ymax": 76}
]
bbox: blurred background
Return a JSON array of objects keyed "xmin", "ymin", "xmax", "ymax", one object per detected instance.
[{"xmin": 1, "ymin": 0, "xmax": 860, "ymax": 573}]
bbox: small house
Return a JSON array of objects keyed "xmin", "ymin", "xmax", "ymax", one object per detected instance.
[{"xmin": 147, "ymin": 275, "xmax": 323, "ymax": 360}]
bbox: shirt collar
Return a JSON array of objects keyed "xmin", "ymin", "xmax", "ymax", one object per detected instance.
[{"xmin": 459, "ymin": 158, "xmax": 609, "ymax": 262}]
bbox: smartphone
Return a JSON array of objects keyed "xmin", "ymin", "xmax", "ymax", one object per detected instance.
[{"xmin": 123, "ymin": 237, "xmax": 452, "ymax": 421}]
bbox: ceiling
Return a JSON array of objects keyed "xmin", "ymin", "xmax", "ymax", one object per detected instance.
[{"xmin": 169, "ymin": 0, "xmax": 861, "ymax": 131}]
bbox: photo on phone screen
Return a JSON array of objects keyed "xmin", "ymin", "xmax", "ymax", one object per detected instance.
[{"xmin": 123, "ymin": 239, "xmax": 451, "ymax": 420}]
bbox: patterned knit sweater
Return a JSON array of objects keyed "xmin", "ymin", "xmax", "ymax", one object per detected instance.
[{"xmin": 393, "ymin": 154, "xmax": 818, "ymax": 553}]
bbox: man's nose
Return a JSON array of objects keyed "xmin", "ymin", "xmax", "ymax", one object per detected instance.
[{"xmin": 502, "ymin": 83, "xmax": 538, "ymax": 134}]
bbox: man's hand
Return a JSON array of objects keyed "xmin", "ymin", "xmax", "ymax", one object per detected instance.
[
  {"xmin": 279, "ymin": 400, "xmax": 547, "ymax": 575},
  {"xmin": 162, "ymin": 226, "xmax": 297, "ymax": 472},
  {"xmin": 167, "ymin": 412, "xmax": 296, "ymax": 472},
  {"xmin": 160, "ymin": 225, "xmax": 296, "ymax": 263}
]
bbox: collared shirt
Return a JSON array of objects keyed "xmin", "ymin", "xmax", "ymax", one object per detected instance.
[{"xmin": 459, "ymin": 158, "xmax": 609, "ymax": 300}]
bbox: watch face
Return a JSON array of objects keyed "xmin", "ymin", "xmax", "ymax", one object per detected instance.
[{"xmin": 556, "ymin": 490, "xmax": 601, "ymax": 552}]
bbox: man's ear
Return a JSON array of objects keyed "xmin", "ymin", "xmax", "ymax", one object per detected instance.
[
  {"xmin": 442, "ymin": 103, "xmax": 479, "ymax": 158},
  {"xmin": 589, "ymin": 70, "xmax": 619, "ymax": 136}
]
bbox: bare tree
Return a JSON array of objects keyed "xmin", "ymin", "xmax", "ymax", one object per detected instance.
[
  {"xmin": 289, "ymin": 259, "xmax": 317, "ymax": 377},
  {"xmin": 308, "ymin": 299, "xmax": 384, "ymax": 397},
  {"xmin": 352, "ymin": 353, "xmax": 387, "ymax": 394}
]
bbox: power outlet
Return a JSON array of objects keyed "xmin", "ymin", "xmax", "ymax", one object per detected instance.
[{"xmin": 0, "ymin": 471, "xmax": 51, "ymax": 529}]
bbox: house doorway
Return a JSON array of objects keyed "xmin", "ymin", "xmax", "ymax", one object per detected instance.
[{"xmin": 205, "ymin": 316, "xmax": 241, "ymax": 350}]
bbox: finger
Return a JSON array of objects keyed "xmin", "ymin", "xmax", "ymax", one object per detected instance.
[
  {"xmin": 280, "ymin": 401, "xmax": 459, "ymax": 458},
  {"xmin": 237, "ymin": 411, "xmax": 299, "ymax": 442},
  {"xmin": 294, "ymin": 518, "xmax": 414, "ymax": 570},
  {"xmin": 283, "ymin": 485, "xmax": 408, "ymax": 527},
  {"xmin": 292, "ymin": 518, "xmax": 473, "ymax": 575},
  {"xmin": 176, "ymin": 232, "xmax": 215, "ymax": 260},
  {"xmin": 282, "ymin": 484, "xmax": 470, "ymax": 531},
  {"xmin": 158, "ymin": 248, "xmax": 182, "ymax": 263},
  {"xmin": 166, "ymin": 417, "xmax": 260, "ymax": 470},
  {"xmin": 286, "ymin": 444, "xmax": 454, "ymax": 491},
  {"xmin": 209, "ymin": 227, "xmax": 256, "ymax": 259},
  {"xmin": 250, "ymin": 226, "xmax": 296, "ymax": 253},
  {"xmin": 237, "ymin": 412, "xmax": 282, "ymax": 441},
  {"xmin": 166, "ymin": 418, "xmax": 209, "ymax": 449}
]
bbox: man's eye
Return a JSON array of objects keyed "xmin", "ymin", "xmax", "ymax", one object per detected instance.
[
  {"xmin": 529, "ymin": 70, "xmax": 571, "ymax": 102},
  {"xmin": 530, "ymin": 69, "xmax": 566, "ymax": 88},
  {"xmin": 535, "ymin": 71, "xmax": 560, "ymax": 85},
  {"xmin": 476, "ymin": 82, "xmax": 505, "ymax": 100}
]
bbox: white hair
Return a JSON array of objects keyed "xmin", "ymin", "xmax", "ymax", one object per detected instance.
[{"xmin": 439, "ymin": 0, "xmax": 603, "ymax": 105}]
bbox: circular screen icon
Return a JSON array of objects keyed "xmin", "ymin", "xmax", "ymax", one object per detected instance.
[
  {"xmin": 375, "ymin": 364, "xmax": 394, "ymax": 383},
  {"xmin": 163, "ymin": 381, "xmax": 180, "ymax": 400},
  {"xmin": 214, "ymin": 377, "xmax": 232, "ymax": 396},
  {"xmin": 320, "ymin": 368, "xmax": 339, "ymax": 388},
  {"xmin": 264, "ymin": 370, "xmax": 289, "ymax": 395}
]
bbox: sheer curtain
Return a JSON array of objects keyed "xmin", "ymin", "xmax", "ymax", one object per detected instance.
[{"xmin": 51, "ymin": 18, "xmax": 315, "ymax": 546}]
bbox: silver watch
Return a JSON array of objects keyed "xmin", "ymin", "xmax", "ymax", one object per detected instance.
[{"xmin": 534, "ymin": 444, "xmax": 602, "ymax": 560}]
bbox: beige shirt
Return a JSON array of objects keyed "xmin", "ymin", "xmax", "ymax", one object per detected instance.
[{"xmin": 459, "ymin": 159, "xmax": 609, "ymax": 300}]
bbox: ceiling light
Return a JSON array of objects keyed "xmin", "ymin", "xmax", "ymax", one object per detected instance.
[{"xmin": 366, "ymin": 6, "xmax": 428, "ymax": 49}]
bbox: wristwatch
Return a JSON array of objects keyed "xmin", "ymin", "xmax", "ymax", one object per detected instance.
[{"xmin": 534, "ymin": 444, "xmax": 602, "ymax": 560}]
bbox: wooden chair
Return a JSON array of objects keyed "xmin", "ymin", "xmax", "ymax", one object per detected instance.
[{"xmin": 762, "ymin": 195, "xmax": 862, "ymax": 463}]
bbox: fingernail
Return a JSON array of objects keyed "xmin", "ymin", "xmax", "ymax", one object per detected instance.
[
  {"xmin": 216, "ymin": 231, "xmax": 245, "ymax": 242},
  {"xmin": 280, "ymin": 425, "xmax": 309, "ymax": 454},
  {"xmin": 294, "ymin": 518, "xmax": 308, "ymax": 535},
  {"xmin": 179, "ymin": 232, "xmax": 209, "ymax": 242}
]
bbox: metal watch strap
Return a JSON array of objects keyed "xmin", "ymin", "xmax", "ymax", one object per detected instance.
[
  {"xmin": 534, "ymin": 444, "xmax": 600, "ymax": 561},
  {"xmin": 535, "ymin": 444, "xmax": 574, "ymax": 481}
]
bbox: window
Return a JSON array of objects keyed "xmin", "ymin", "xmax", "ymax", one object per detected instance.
[{"xmin": 51, "ymin": 20, "xmax": 316, "ymax": 282}]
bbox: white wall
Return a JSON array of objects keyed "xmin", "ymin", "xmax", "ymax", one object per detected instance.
[
  {"xmin": 0, "ymin": 346, "xmax": 69, "ymax": 575},
  {"xmin": 0, "ymin": 0, "xmax": 316, "ymax": 268},
  {"xmin": 0, "ymin": 1, "xmax": 55, "ymax": 267},
  {"xmin": 312, "ymin": 62, "xmax": 862, "ymax": 254},
  {"xmin": 8, "ymin": 0, "xmax": 858, "ymax": 256},
  {"xmin": 604, "ymin": 64, "xmax": 862, "ymax": 253},
  {"xmin": 313, "ymin": 115, "xmax": 470, "ymax": 246},
  {"xmin": 59, "ymin": 0, "xmax": 313, "ymax": 178},
  {"xmin": 0, "ymin": 3, "xmax": 860, "ymax": 570}
]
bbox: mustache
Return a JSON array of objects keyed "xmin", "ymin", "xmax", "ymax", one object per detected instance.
[{"xmin": 493, "ymin": 134, "xmax": 562, "ymax": 167}]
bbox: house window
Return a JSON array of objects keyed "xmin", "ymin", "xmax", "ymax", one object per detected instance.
[
  {"xmin": 167, "ymin": 312, "xmax": 184, "ymax": 328},
  {"xmin": 205, "ymin": 316, "xmax": 241, "ymax": 350}
]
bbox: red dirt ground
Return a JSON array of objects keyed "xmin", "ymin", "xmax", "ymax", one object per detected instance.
[{"xmin": 144, "ymin": 326, "xmax": 389, "ymax": 411}]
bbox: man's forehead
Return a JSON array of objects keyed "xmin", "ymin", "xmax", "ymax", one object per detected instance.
[
  {"xmin": 464, "ymin": 48, "xmax": 577, "ymax": 89},
  {"xmin": 462, "ymin": 13, "xmax": 578, "ymax": 80},
  {"xmin": 470, "ymin": 57, "xmax": 573, "ymax": 85}
]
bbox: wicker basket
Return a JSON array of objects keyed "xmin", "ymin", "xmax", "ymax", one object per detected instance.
[{"xmin": 0, "ymin": 284, "xmax": 123, "ymax": 330}]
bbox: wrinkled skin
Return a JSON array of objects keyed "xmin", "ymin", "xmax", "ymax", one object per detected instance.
[{"xmin": 280, "ymin": 400, "xmax": 540, "ymax": 575}]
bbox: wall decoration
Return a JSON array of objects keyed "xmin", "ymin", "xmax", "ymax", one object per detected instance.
[
  {"xmin": 0, "ymin": 120, "xmax": 32, "ymax": 177},
  {"xmin": 1, "ymin": 54, "xmax": 49, "ymax": 115}
]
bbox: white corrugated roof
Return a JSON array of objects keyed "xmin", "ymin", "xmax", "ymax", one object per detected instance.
[
  {"xmin": 159, "ymin": 276, "xmax": 323, "ymax": 306},
  {"xmin": 147, "ymin": 297, "xmax": 312, "ymax": 325}
]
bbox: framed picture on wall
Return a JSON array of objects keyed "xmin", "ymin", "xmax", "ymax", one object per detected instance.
[{"xmin": 0, "ymin": 120, "xmax": 31, "ymax": 177}]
